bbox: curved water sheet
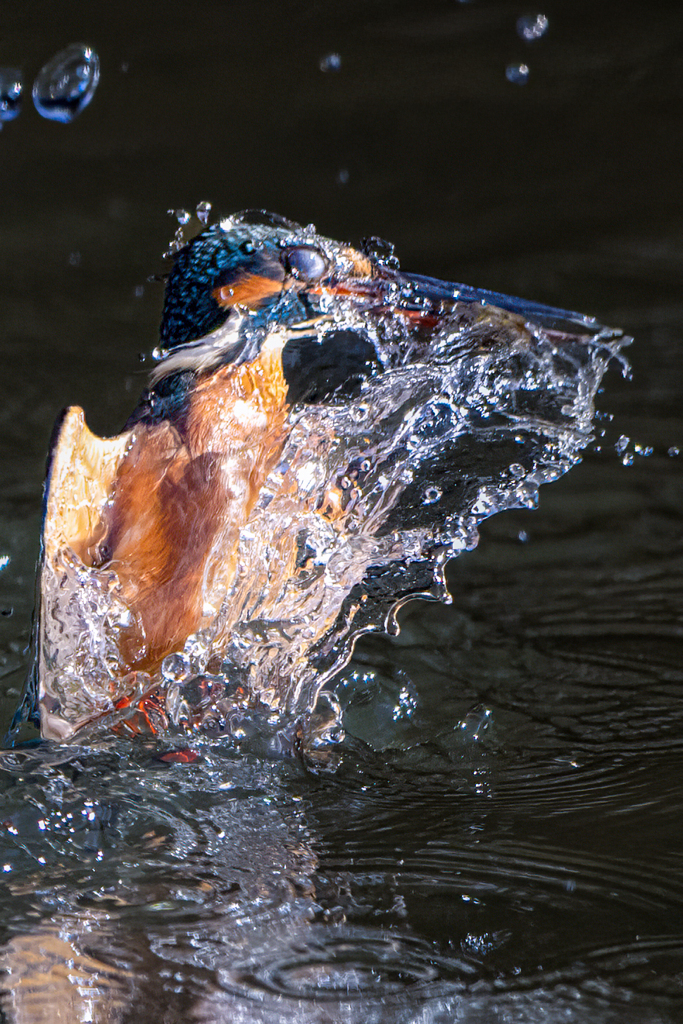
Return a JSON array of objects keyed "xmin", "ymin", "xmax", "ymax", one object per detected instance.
[{"xmin": 27, "ymin": 212, "xmax": 629, "ymax": 744}]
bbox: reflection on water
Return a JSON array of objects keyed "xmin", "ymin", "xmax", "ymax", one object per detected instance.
[{"xmin": 1, "ymin": 732, "xmax": 682, "ymax": 1022}]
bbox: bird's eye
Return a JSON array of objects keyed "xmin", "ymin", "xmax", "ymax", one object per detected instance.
[{"xmin": 283, "ymin": 246, "xmax": 328, "ymax": 282}]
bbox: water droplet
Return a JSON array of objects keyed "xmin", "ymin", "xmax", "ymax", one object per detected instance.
[
  {"xmin": 134, "ymin": 284, "xmax": 145, "ymax": 298},
  {"xmin": 508, "ymin": 462, "xmax": 525, "ymax": 478},
  {"xmin": 506, "ymin": 63, "xmax": 530, "ymax": 84},
  {"xmin": 68, "ymin": 251, "xmax": 81, "ymax": 267},
  {"xmin": 196, "ymin": 200, "xmax": 212, "ymax": 225},
  {"xmin": 32, "ymin": 44, "xmax": 100, "ymax": 123},
  {"xmin": 622, "ymin": 452, "xmax": 634, "ymax": 467},
  {"xmin": 161, "ymin": 652, "xmax": 191, "ymax": 682},
  {"xmin": 0, "ymin": 555, "xmax": 10, "ymax": 572},
  {"xmin": 668, "ymin": 446, "xmax": 680, "ymax": 457},
  {"xmin": 516, "ymin": 14, "xmax": 548, "ymax": 41},
  {"xmin": 615, "ymin": 434, "xmax": 629, "ymax": 454},
  {"xmin": 360, "ymin": 236, "xmax": 400, "ymax": 269},
  {"xmin": 518, "ymin": 529, "xmax": 529, "ymax": 543},
  {"xmin": 319, "ymin": 53, "xmax": 342, "ymax": 72},
  {"xmin": 336, "ymin": 168, "xmax": 350, "ymax": 185},
  {"xmin": 423, "ymin": 485, "xmax": 442, "ymax": 505},
  {"xmin": 168, "ymin": 208, "xmax": 191, "ymax": 226},
  {"xmin": 0, "ymin": 69, "xmax": 22, "ymax": 122},
  {"xmin": 634, "ymin": 443, "xmax": 653, "ymax": 457}
]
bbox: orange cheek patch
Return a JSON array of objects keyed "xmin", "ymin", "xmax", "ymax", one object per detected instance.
[{"xmin": 214, "ymin": 273, "xmax": 284, "ymax": 310}]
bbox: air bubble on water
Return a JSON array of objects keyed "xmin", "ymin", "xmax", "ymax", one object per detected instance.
[
  {"xmin": 614, "ymin": 434, "xmax": 629, "ymax": 454},
  {"xmin": 668, "ymin": 446, "xmax": 680, "ymax": 457},
  {"xmin": 423, "ymin": 485, "xmax": 442, "ymax": 505},
  {"xmin": 0, "ymin": 69, "xmax": 22, "ymax": 122},
  {"xmin": 196, "ymin": 200, "xmax": 212, "ymax": 225},
  {"xmin": 622, "ymin": 452, "xmax": 634, "ymax": 467},
  {"xmin": 32, "ymin": 44, "xmax": 100, "ymax": 123},
  {"xmin": 319, "ymin": 53, "xmax": 342, "ymax": 72},
  {"xmin": 506, "ymin": 63, "xmax": 530, "ymax": 84},
  {"xmin": 458, "ymin": 704, "xmax": 493, "ymax": 743},
  {"xmin": 517, "ymin": 14, "xmax": 548, "ymax": 41}
]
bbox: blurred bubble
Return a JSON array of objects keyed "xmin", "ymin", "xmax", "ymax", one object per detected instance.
[
  {"xmin": 517, "ymin": 14, "xmax": 549, "ymax": 41},
  {"xmin": 319, "ymin": 53, "xmax": 342, "ymax": 72},
  {"xmin": 506, "ymin": 63, "xmax": 529, "ymax": 84},
  {"xmin": 0, "ymin": 69, "xmax": 22, "ymax": 122},
  {"xmin": 33, "ymin": 44, "xmax": 100, "ymax": 123},
  {"xmin": 336, "ymin": 168, "xmax": 350, "ymax": 186}
]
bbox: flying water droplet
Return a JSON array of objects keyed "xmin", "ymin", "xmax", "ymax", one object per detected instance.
[
  {"xmin": 668, "ymin": 446, "xmax": 680, "ymax": 457},
  {"xmin": 622, "ymin": 452, "xmax": 634, "ymax": 467},
  {"xmin": 336, "ymin": 168, "xmax": 350, "ymax": 185},
  {"xmin": 319, "ymin": 53, "xmax": 342, "ymax": 72},
  {"xmin": 0, "ymin": 69, "xmax": 22, "ymax": 122},
  {"xmin": 516, "ymin": 14, "xmax": 549, "ymax": 41},
  {"xmin": 506, "ymin": 63, "xmax": 530, "ymax": 84},
  {"xmin": 32, "ymin": 44, "xmax": 100, "ymax": 123},
  {"xmin": 168, "ymin": 208, "xmax": 191, "ymax": 225},
  {"xmin": 505, "ymin": 62, "xmax": 532, "ymax": 83},
  {"xmin": 196, "ymin": 200, "xmax": 212, "ymax": 225},
  {"xmin": 615, "ymin": 434, "xmax": 629, "ymax": 454}
]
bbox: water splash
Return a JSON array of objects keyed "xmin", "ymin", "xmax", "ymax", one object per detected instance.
[
  {"xmin": 27, "ymin": 214, "xmax": 629, "ymax": 747},
  {"xmin": 32, "ymin": 44, "xmax": 100, "ymax": 123}
]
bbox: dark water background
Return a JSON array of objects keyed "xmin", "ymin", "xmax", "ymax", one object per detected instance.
[{"xmin": 1, "ymin": 1, "xmax": 682, "ymax": 1021}]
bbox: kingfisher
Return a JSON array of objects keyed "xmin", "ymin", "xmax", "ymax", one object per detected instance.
[{"xmin": 21, "ymin": 211, "xmax": 625, "ymax": 743}]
